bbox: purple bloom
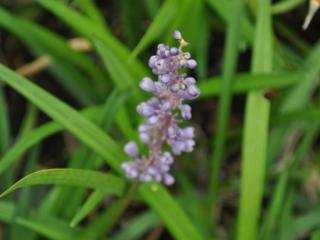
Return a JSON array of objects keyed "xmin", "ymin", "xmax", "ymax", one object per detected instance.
[
  {"xmin": 139, "ymin": 77, "xmax": 156, "ymax": 92},
  {"xmin": 173, "ymin": 30, "xmax": 182, "ymax": 40},
  {"xmin": 124, "ymin": 141, "xmax": 138, "ymax": 157},
  {"xmin": 121, "ymin": 31, "xmax": 200, "ymax": 186}
]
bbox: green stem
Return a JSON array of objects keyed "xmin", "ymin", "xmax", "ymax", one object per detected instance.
[{"xmin": 207, "ymin": 0, "xmax": 246, "ymax": 231}]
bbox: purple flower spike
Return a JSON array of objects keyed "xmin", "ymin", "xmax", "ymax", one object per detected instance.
[{"xmin": 121, "ymin": 31, "xmax": 200, "ymax": 186}]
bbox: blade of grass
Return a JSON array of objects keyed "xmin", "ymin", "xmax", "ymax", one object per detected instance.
[
  {"xmin": 92, "ymin": 36, "xmax": 141, "ymax": 99},
  {"xmin": 117, "ymin": 0, "xmax": 144, "ymax": 48},
  {"xmin": 17, "ymin": 103, "xmax": 38, "ymax": 139},
  {"xmin": 260, "ymin": 123, "xmax": 319, "ymax": 239},
  {"xmin": 272, "ymin": 0, "xmax": 305, "ymax": 15},
  {"xmin": 207, "ymin": 0, "xmax": 246, "ymax": 230},
  {"xmin": 36, "ymin": 0, "xmax": 149, "ymax": 80},
  {"xmin": 37, "ymin": 89, "xmax": 130, "ymax": 218},
  {"xmin": 268, "ymin": 42, "xmax": 320, "ymax": 169},
  {"xmin": 111, "ymin": 211, "xmax": 159, "ymax": 240},
  {"xmin": 16, "ymin": 214, "xmax": 82, "ymax": 240},
  {"xmin": 0, "ymin": 64, "xmax": 124, "ymax": 172},
  {"xmin": 0, "ymin": 169, "xmax": 125, "ymax": 198},
  {"xmin": 69, "ymin": 190, "xmax": 106, "ymax": 227},
  {"xmin": 206, "ymin": 0, "xmax": 254, "ymax": 43},
  {"xmin": 0, "ymin": 107, "xmax": 101, "ymax": 175},
  {"xmin": 139, "ymin": 183, "xmax": 203, "ymax": 240},
  {"xmin": 279, "ymin": 187, "xmax": 295, "ymax": 240},
  {"xmin": 0, "ymin": 7, "xmax": 106, "ymax": 101},
  {"xmin": 0, "ymin": 87, "xmax": 13, "ymax": 199},
  {"xmin": 144, "ymin": 0, "xmax": 161, "ymax": 18},
  {"xmin": 130, "ymin": 0, "xmax": 178, "ymax": 58},
  {"xmin": 236, "ymin": 0, "xmax": 273, "ymax": 240},
  {"xmin": 9, "ymin": 146, "xmax": 40, "ymax": 240},
  {"xmin": 75, "ymin": 0, "xmax": 109, "ymax": 31},
  {"xmin": 0, "ymin": 87, "xmax": 10, "ymax": 155},
  {"xmin": 0, "ymin": 200, "xmax": 15, "ymax": 223},
  {"xmin": 199, "ymin": 72, "xmax": 304, "ymax": 98}
]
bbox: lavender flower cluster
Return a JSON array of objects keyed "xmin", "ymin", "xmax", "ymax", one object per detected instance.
[{"xmin": 121, "ymin": 31, "xmax": 200, "ymax": 186}]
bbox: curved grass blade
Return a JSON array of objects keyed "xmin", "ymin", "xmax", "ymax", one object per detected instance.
[
  {"xmin": 130, "ymin": 0, "xmax": 178, "ymax": 58},
  {"xmin": 272, "ymin": 0, "xmax": 305, "ymax": 15},
  {"xmin": 0, "ymin": 64, "xmax": 124, "ymax": 172},
  {"xmin": 236, "ymin": 0, "xmax": 273, "ymax": 239},
  {"xmin": 16, "ymin": 214, "xmax": 82, "ymax": 240},
  {"xmin": 36, "ymin": 0, "xmax": 149, "ymax": 80},
  {"xmin": 208, "ymin": 0, "xmax": 246, "ymax": 221},
  {"xmin": 0, "ymin": 7, "xmax": 106, "ymax": 101},
  {"xmin": 0, "ymin": 107, "xmax": 101, "ymax": 176},
  {"xmin": 0, "ymin": 87, "xmax": 10, "ymax": 155},
  {"xmin": 0, "ymin": 200, "xmax": 15, "ymax": 223},
  {"xmin": 199, "ymin": 72, "xmax": 304, "ymax": 98},
  {"xmin": 206, "ymin": 0, "xmax": 254, "ymax": 43},
  {"xmin": 139, "ymin": 183, "xmax": 203, "ymax": 240},
  {"xmin": 70, "ymin": 190, "xmax": 106, "ymax": 227},
  {"xmin": 111, "ymin": 211, "xmax": 159, "ymax": 240},
  {"xmin": 0, "ymin": 169, "xmax": 125, "ymax": 198},
  {"xmin": 92, "ymin": 36, "xmax": 141, "ymax": 98},
  {"xmin": 75, "ymin": 0, "xmax": 109, "ymax": 31}
]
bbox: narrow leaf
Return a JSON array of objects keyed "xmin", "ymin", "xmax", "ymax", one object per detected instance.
[{"xmin": 0, "ymin": 169, "xmax": 125, "ymax": 198}]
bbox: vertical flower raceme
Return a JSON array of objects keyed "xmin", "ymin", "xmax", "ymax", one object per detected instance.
[{"xmin": 121, "ymin": 31, "xmax": 200, "ymax": 186}]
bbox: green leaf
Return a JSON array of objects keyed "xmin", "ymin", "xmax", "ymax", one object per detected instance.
[
  {"xmin": 139, "ymin": 183, "xmax": 203, "ymax": 240},
  {"xmin": 0, "ymin": 107, "xmax": 101, "ymax": 176},
  {"xmin": 0, "ymin": 200, "xmax": 15, "ymax": 223},
  {"xmin": 75, "ymin": 0, "xmax": 109, "ymax": 31},
  {"xmin": 272, "ymin": 0, "xmax": 305, "ymax": 15},
  {"xmin": 0, "ymin": 87, "xmax": 10, "ymax": 155},
  {"xmin": 130, "ymin": 0, "xmax": 178, "ymax": 58},
  {"xmin": 208, "ymin": 0, "xmax": 246, "ymax": 216},
  {"xmin": 36, "ymin": 0, "xmax": 149, "ymax": 80},
  {"xmin": 199, "ymin": 72, "xmax": 303, "ymax": 98},
  {"xmin": 206, "ymin": 0, "xmax": 254, "ymax": 43},
  {"xmin": 0, "ymin": 7, "xmax": 106, "ymax": 104},
  {"xmin": 0, "ymin": 64, "xmax": 124, "ymax": 172},
  {"xmin": 111, "ymin": 211, "xmax": 159, "ymax": 240},
  {"xmin": 16, "ymin": 214, "xmax": 82, "ymax": 240},
  {"xmin": 237, "ymin": 0, "xmax": 273, "ymax": 240},
  {"xmin": 92, "ymin": 36, "xmax": 141, "ymax": 98},
  {"xmin": 0, "ymin": 169, "xmax": 125, "ymax": 198},
  {"xmin": 70, "ymin": 190, "xmax": 106, "ymax": 227},
  {"xmin": 293, "ymin": 208, "xmax": 320, "ymax": 237}
]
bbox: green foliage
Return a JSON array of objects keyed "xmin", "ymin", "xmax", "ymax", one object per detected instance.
[{"xmin": 0, "ymin": 0, "xmax": 319, "ymax": 239}]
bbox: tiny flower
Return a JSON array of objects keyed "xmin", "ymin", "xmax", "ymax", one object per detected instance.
[
  {"xmin": 187, "ymin": 59, "xmax": 197, "ymax": 69},
  {"xmin": 185, "ymin": 77, "xmax": 196, "ymax": 85},
  {"xmin": 149, "ymin": 55, "xmax": 157, "ymax": 67},
  {"xmin": 140, "ymin": 77, "xmax": 156, "ymax": 92},
  {"xmin": 173, "ymin": 30, "xmax": 182, "ymax": 40},
  {"xmin": 159, "ymin": 74, "xmax": 171, "ymax": 83},
  {"xmin": 140, "ymin": 133, "xmax": 151, "ymax": 143},
  {"xmin": 136, "ymin": 103, "xmax": 155, "ymax": 117},
  {"xmin": 181, "ymin": 104, "xmax": 192, "ymax": 120},
  {"xmin": 163, "ymin": 174, "xmax": 175, "ymax": 186},
  {"xmin": 182, "ymin": 127, "xmax": 194, "ymax": 138},
  {"xmin": 188, "ymin": 85, "xmax": 200, "ymax": 98},
  {"xmin": 148, "ymin": 115, "xmax": 159, "ymax": 124},
  {"xmin": 170, "ymin": 47, "xmax": 179, "ymax": 55},
  {"xmin": 124, "ymin": 141, "xmax": 139, "ymax": 157}
]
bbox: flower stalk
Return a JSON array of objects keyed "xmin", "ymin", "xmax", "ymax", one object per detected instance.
[{"xmin": 122, "ymin": 31, "xmax": 200, "ymax": 185}]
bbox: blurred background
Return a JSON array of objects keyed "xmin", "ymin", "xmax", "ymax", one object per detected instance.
[{"xmin": 0, "ymin": 0, "xmax": 320, "ymax": 239}]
